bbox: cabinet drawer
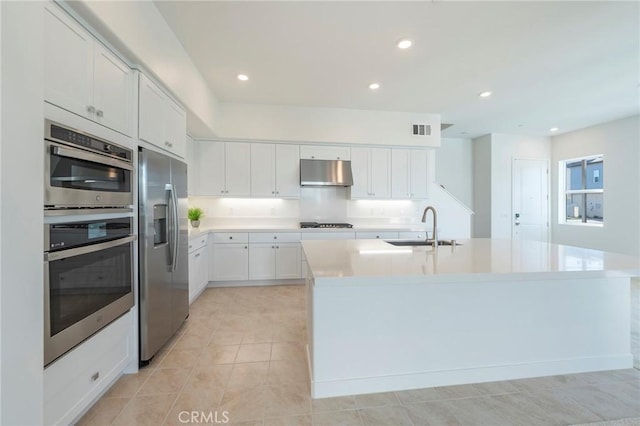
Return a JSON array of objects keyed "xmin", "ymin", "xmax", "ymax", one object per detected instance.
[
  {"xmin": 249, "ymin": 232, "xmax": 301, "ymax": 243},
  {"xmin": 212, "ymin": 232, "xmax": 249, "ymax": 244},
  {"xmin": 189, "ymin": 235, "xmax": 208, "ymax": 252},
  {"xmin": 44, "ymin": 313, "xmax": 132, "ymax": 425},
  {"xmin": 398, "ymin": 231, "xmax": 427, "ymax": 240},
  {"xmin": 356, "ymin": 231, "xmax": 399, "ymax": 240}
]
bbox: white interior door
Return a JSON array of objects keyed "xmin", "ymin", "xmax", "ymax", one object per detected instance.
[{"xmin": 512, "ymin": 159, "xmax": 549, "ymax": 242}]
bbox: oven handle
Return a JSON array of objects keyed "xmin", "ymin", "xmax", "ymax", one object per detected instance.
[
  {"xmin": 52, "ymin": 145, "xmax": 134, "ymax": 171},
  {"xmin": 44, "ymin": 235, "xmax": 136, "ymax": 262}
]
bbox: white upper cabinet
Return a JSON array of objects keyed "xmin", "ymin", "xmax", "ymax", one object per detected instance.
[
  {"xmin": 300, "ymin": 145, "xmax": 350, "ymax": 160},
  {"xmin": 350, "ymin": 147, "xmax": 391, "ymax": 199},
  {"xmin": 186, "ymin": 135, "xmax": 196, "ymax": 196},
  {"xmin": 45, "ymin": 3, "xmax": 133, "ymax": 136},
  {"xmin": 197, "ymin": 141, "xmax": 250, "ymax": 196},
  {"xmin": 139, "ymin": 73, "xmax": 186, "ymax": 158},
  {"xmin": 251, "ymin": 144, "xmax": 300, "ymax": 198},
  {"xmin": 391, "ymin": 149, "xmax": 429, "ymax": 199}
]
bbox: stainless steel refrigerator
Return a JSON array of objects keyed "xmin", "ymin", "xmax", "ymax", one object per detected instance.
[{"xmin": 138, "ymin": 147, "xmax": 189, "ymax": 365}]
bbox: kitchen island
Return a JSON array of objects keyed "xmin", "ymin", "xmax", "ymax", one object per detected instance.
[{"xmin": 302, "ymin": 238, "xmax": 639, "ymax": 398}]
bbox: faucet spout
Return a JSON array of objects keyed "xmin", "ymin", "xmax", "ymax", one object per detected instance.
[{"xmin": 421, "ymin": 206, "xmax": 438, "ymax": 246}]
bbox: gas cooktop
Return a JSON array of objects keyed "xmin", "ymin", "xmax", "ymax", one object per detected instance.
[{"xmin": 300, "ymin": 222, "xmax": 353, "ymax": 229}]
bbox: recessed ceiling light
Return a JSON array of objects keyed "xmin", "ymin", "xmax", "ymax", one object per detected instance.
[
  {"xmin": 397, "ymin": 39, "xmax": 412, "ymax": 49},
  {"xmin": 237, "ymin": 74, "xmax": 249, "ymax": 81},
  {"xmin": 550, "ymin": 127, "xmax": 559, "ymax": 132},
  {"xmin": 369, "ymin": 83, "xmax": 380, "ymax": 90},
  {"xmin": 479, "ymin": 91, "xmax": 492, "ymax": 98}
]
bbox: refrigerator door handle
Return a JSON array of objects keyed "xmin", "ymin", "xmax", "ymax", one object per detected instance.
[
  {"xmin": 165, "ymin": 183, "xmax": 174, "ymax": 269},
  {"xmin": 170, "ymin": 183, "xmax": 179, "ymax": 272}
]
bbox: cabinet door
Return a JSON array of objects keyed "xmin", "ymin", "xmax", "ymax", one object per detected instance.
[
  {"xmin": 44, "ymin": 4, "xmax": 93, "ymax": 120},
  {"xmin": 197, "ymin": 141, "xmax": 226, "ymax": 196},
  {"xmin": 138, "ymin": 74, "xmax": 165, "ymax": 147},
  {"xmin": 165, "ymin": 99, "xmax": 187, "ymax": 158},
  {"xmin": 275, "ymin": 243, "xmax": 301, "ymax": 279},
  {"xmin": 250, "ymin": 144, "xmax": 276, "ymax": 197},
  {"xmin": 93, "ymin": 44, "xmax": 133, "ymax": 136},
  {"xmin": 212, "ymin": 244, "xmax": 248, "ymax": 281},
  {"xmin": 249, "ymin": 244, "xmax": 276, "ymax": 280},
  {"xmin": 225, "ymin": 143, "xmax": 251, "ymax": 196},
  {"xmin": 275, "ymin": 144, "xmax": 300, "ymax": 198},
  {"xmin": 391, "ymin": 149, "xmax": 410, "ymax": 199},
  {"xmin": 189, "ymin": 247, "xmax": 207, "ymax": 303},
  {"xmin": 350, "ymin": 147, "xmax": 370, "ymax": 198},
  {"xmin": 409, "ymin": 149, "xmax": 429, "ymax": 198},
  {"xmin": 370, "ymin": 148, "xmax": 391, "ymax": 198},
  {"xmin": 300, "ymin": 145, "xmax": 350, "ymax": 160}
]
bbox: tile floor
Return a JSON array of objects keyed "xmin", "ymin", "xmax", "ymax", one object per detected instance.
[{"xmin": 78, "ymin": 285, "xmax": 640, "ymax": 426}]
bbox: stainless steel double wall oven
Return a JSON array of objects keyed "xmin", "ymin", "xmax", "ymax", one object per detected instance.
[{"xmin": 43, "ymin": 120, "xmax": 135, "ymax": 366}]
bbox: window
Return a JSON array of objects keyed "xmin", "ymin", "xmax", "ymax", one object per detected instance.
[{"xmin": 559, "ymin": 155, "xmax": 603, "ymax": 225}]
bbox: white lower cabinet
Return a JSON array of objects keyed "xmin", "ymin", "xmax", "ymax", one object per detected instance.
[
  {"xmin": 44, "ymin": 312, "xmax": 132, "ymax": 426},
  {"xmin": 398, "ymin": 231, "xmax": 427, "ymax": 240},
  {"xmin": 188, "ymin": 235, "xmax": 208, "ymax": 303},
  {"xmin": 210, "ymin": 233, "xmax": 249, "ymax": 281},
  {"xmin": 355, "ymin": 231, "xmax": 399, "ymax": 240},
  {"xmin": 248, "ymin": 233, "xmax": 301, "ymax": 280}
]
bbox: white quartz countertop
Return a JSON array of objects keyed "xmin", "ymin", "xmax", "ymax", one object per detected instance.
[{"xmin": 302, "ymin": 238, "xmax": 640, "ymax": 284}]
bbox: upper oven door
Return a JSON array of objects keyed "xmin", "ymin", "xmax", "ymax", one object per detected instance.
[{"xmin": 45, "ymin": 140, "xmax": 134, "ymax": 208}]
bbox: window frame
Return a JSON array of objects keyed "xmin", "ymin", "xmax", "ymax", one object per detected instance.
[{"xmin": 558, "ymin": 154, "xmax": 604, "ymax": 227}]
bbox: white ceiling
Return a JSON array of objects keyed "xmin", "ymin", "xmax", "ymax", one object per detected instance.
[{"xmin": 154, "ymin": 1, "xmax": 639, "ymax": 138}]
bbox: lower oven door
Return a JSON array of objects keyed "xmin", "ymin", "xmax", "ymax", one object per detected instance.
[{"xmin": 44, "ymin": 235, "xmax": 135, "ymax": 366}]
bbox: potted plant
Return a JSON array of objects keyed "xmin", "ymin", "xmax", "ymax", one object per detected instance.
[{"xmin": 188, "ymin": 207, "xmax": 204, "ymax": 228}]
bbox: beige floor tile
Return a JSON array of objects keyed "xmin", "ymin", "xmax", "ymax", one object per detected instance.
[
  {"xmin": 440, "ymin": 395, "xmax": 527, "ymax": 425},
  {"xmin": 552, "ymin": 383, "xmax": 640, "ymax": 420},
  {"xmin": 219, "ymin": 385, "xmax": 267, "ymax": 423},
  {"xmin": 76, "ymin": 396, "xmax": 129, "ymax": 426},
  {"xmin": 158, "ymin": 348, "xmax": 202, "ymax": 370},
  {"xmin": 182, "ymin": 317, "xmax": 217, "ymax": 338},
  {"xmin": 163, "ymin": 388, "xmax": 224, "ymax": 426},
  {"xmin": 353, "ymin": 392, "xmax": 399, "ymax": 408},
  {"xmin": 173, "ymin": 333, "xmax": 212, "ymax": 350},
  {"xmin": 264, "ymin": 382, "xmax": 312, "ymax": 418},
  {"xmin": 102, "ymin": 370, "xmax": 152, "ymax": 399},
  {"xmin": 313, "ymin": 409, "xmax": 363, "ymax": 426},
  {"xmin": 198, "ymin": 343, "xmax": 240, "ymax": 365},
  {"xmin": 471, "ymin": 379, "xmax": 521, "ymax": 396},
  {"xmin": 111, "ymin": 393, "xmax": 178, "ymax": 426},
  {"xmin": 311, "ymin": 395, "xmax": 357, "ymax": 412},
  {"xmin": 210, "ymin": 331, "xmax": 245, "ymax": 345},
  {"xmin": 189, "ymin": 364, "xmax": 234, "ymax": 390},
  {"xmin": 433, "ymin": 383, "xmax": 485, "ymax": 400},
  {"xmin": 264, "ymin": 414, "xmax": 312, "ymax": 426},
  {"xmin": 268, "ymin": 360, "xmax": 310, "ymax": 385},
  {"xmin": 570, "ymin": 418, "xmax": 640, "ymax": 426},
  {"xmin": 404, "ymin": 400, "xmax": 461, "ymax": 425},
  {"xmin": 271, "ymin": 342, "xmax": 306, "ymax": 362},
  {"xmin": 227, "ymin": 362, "xmax": 270, "ymax": 389},
  {"xmin": 137, "ymin": 368, "xmax": 191, "ymax": 396},
  {"xmin": 236, "ymin": 343, "xmax": 272, "ymax": 363},
  {"xmin": 242, "ymin": 328, "xmax": 274, "ymax": 344},
  {"xmin": 358, "ymin": 404, "xmax": 413, "ymax": 426}
]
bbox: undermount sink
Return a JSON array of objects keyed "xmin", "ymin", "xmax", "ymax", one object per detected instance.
[{"xmin": 385, "ymin": 240, "xmax": 462, "ymax": 247}]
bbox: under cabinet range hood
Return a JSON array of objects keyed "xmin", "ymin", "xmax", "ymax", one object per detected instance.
[{"xmin": 300, "ymin": 159, "xmax": 353, "ymax": 187}]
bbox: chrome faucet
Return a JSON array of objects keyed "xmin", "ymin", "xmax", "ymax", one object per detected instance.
[{"xmin": 421, "ymin": 206, "xmax": 438, "ymax": 246}]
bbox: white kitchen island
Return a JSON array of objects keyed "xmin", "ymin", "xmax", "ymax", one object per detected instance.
[{"xmin": 302, "ymin": 238, "xmax": 639, "ymax": 398}]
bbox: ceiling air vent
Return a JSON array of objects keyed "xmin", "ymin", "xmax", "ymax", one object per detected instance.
[{"xmin": 412, "ymin": 124, "xmax": 431, "ymax": 136}]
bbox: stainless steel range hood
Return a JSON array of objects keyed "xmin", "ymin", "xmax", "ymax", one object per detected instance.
[{"xmin": 300, "ymin": 159, "xmax": 353, "ymax": 187}]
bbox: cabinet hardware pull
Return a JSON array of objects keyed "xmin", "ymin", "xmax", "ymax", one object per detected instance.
[
  {"xmin": 87, "ymin": 105, "xmax": 95, "ymax": 113},
  {"xmin": 195, "ymin": 253, "xmax": 200, "ymax": 257},
  {"xmin": 244, "ymin": 246, "xmax": 248, "ymax": 249},
  {"xmin": 96, "ymin": 110, "xmax": 103, "ymax": 117},
  {"xmin": 229, "ymin": 236, "xmax": 233, "ymax": 239},
  {"xmin": 91, "ymin": 372, "xmax": 99, "ymax": 381}
]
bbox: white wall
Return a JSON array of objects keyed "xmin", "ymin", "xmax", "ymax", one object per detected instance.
[
  {"xmin": 64, "ymin": 0, "xmax": 220, "ymax": 138},
  {"xmin": 472, "ymin": 134, "xmax": 551, "ymax": 238},
  {"xmin": 472, "ymin": 135, "xmax": 492, "ymax": 237},
  {"xmin": 0, "ymin": 1, "xmax": 44, "ymax": 424},
  {"xmin": 551, "ymin": 115, "xmax": 640, "ymax": 256},
  {"xmin": 436, "ymin": 137, "xmax": 473, "ymax": 208},
  {"xmin": 216, "ymin": 103, "xmax": 441, "ymax": 147}
]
